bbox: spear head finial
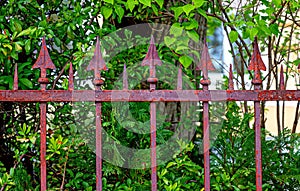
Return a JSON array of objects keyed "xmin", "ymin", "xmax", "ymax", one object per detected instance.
[
  {"xmin": 248, "ymin": 38, "xmax": 266, "ymax": 71},
  {"xmin": 141, "ymin": 36, "xmax": 162, "ymax": 68},
  {"xmin": 87, "ymin": 36, "xmax": 108, "ymax": 72},
  {"xmin": 141, "ymin": 36, "xmax": 162, "ymax": 91},
  {"xmin": 32, "ymin": 37, "xmax": 56, "ymax": 87},
  {"xmin": 87, "ymin": 36, "xmax": 108, "ymax": 87},
  {"xmin": 248, "ymin": 38, "xmax": 266, "ymax": 86},
  {"xmin": 196, "ymin": 41, "xmax": 215, "ymax": 80},
  {"xmin": 32, "ymin": 37, "xmax": 56, "ymax": 73}
]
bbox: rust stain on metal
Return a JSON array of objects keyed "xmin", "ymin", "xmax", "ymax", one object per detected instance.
[
  {"xmin": 13, "ymin": 64, "xmax": 18, "ymax": 90},
  {"xmin": 68, "ymin": 62, "xmax": 74, "ymax": 91},
  {"xmin": 229, "ymin": 64, "xmax": 234, "ymax": 90},
  {"xmin": 142, "ymin": 36, "xmax": 160, "ymax": 191},
  {"xmin": 150, "ymin": 102, "xmax": 157, "ymax": 191},
  {"xmin": 177, "ymin": 64, "xmax": 182, "ymax": 90},
  {"xmin": 196, "ymin": 40, "xmax": 215, "ymax": 80},
  {"xmin": 86, "ymin": 36, "xmax": 109, "ymax": 191},
  {"xmin": 249, "ymin": 37, "xmax": 263, "ymax": 191},
  {"xmin": 198, "ymin": 40, "xmax": 213, "ymax": 190},
  {"xmin": 32, "ymin": 37, "xmax": 56, "ymax": 191},
  {"xmin": 141, "ymin": 36, "xmax": 162, "ymax": 67},
  {"xmin": 123, "ymin": 64, "xmax": 128, "ymax": 90},
  {"xmin": 87, "ymin": 36, "xmax": 108, "ymax": 73},
  {"xmin": 279, "ymin": 65, "xmax": 285, "ymax": 90},
  {"xmin": 2, "ymin": 36, "xmax": 297, "ymax": 190},
  {"xmin": 248, "ymin": 38, "xmax": 266, "ymax": 71},
  {"xmin": 0, "ymin": 90, "xmax": 300, "ymax": 102}
]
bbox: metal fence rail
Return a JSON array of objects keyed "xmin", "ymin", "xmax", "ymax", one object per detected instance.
[{"xmin": 3, "ymin": 36, "xmax": 300, "ymax": 191}]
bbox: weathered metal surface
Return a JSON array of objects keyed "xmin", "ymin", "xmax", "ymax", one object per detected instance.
[
  {"xmin": 1, "ymin": 90, "xmax": 300, "ymax": 102},
  {"xmin": 177, "ymin": 64, "xmax": 182, "ymax": 90},
  {"xmin": 4, "ymin": 36, "xmax": 298, "ymax": 191},
  {"xmin": 280, "ymin": 65, "xmax": 285, "ymax": 90},
  {"xmin": 123, "ymin": 64, "xmax": 128, "ymax": 90},
  {"xmin": 68, "ymin": 62, "xmax": 74, "ymax": 91},
  {"xmin": 248, "ymin": 38, "xmax": 265, "ymax": 191},
  {"xmin": 197, "ymin": 40, "xmax": 214, "ymax": 191},
  {"xmin": 13, "ymin": 64, "xmax": 18, "ymax": 90},
  {"xmin": 32, "ymin": 36, "xmax": 56, "ymax": 191},
  {"xmin": 87, "ymin": 37, "xmax": 108, "ymax": 191},
  {"xmin": 196, "ymin": 40, "xmax": 215, "ymax": 80},
  {"xmin": 229, "ymin": 64, "xmax": 234, "ymax": 90},
  {"xmin": 142, "ymin": 36, "xmax": 159, "ymax": 191}
]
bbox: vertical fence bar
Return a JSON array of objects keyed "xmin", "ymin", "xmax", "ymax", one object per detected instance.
[
  {"xmin": 229, "ymin": 64, "xmax": 234, "ymax": 91},
  {"xmin": 87, "ymin": 37, "xmax": 108, "ymax": 191},
  {"xmin": 95, "ymin": 100, "xmax": 102, "ymax": 190},
  {"xmin": 68, "ymin": 62, "xmax": 74, "ymax": 91},
  {"xmin": 150, "ymin": 101, "xmax": 157, "ymax": 191},
  {"xmin": 248, "ymin": 38, "xmax": 266, "ymax": 191},
  {"xmin": 202, "ymin": 83, "xmax": 210, "ymax": 191},
  {"xmin": 196, "ymin": 41, "xmax": 215, "ymax": 190},
  {"xmin": 142, "ymin": 36, "xmax": 162, "ymax": 191},
  {"xmin": 13, "ymin": 64, "xmax": 18, "ymax": 90},
  {"xmin": 32, "ymin": 37, "xmax": 56, "ymax": 190},
  {"xmin": 39, "ymin": 102, "xmax": 47, "ymax": 190}
]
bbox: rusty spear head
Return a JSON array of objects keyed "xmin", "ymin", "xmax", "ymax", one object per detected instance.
[
  {"xmin": 196, "ymin": 41, "xmax": 215, "ymax": 80},
  {"xmin": 32, "ymin": 37, "xmax": 56, "ymax": 70},
  {"xmin": 141, "ymin": 36, "xmax": 162, "ymax": 67},
  {"xmin": 196, "ymin": 42, "xmax": 215, "ymax": 71},
  {"xmin": 248, "ymin": 38, "xmax": 266, "ymax": 71},
  {"xmin": 87, "ymin": 36, "xmax": 108, "ymax": 72}
]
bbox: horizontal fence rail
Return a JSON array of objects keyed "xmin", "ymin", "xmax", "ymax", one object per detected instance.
[
  {"xmin": 2, "ymin": 35, "xmax": 299, "ymax": 191},
  {"xmin": 1, "ymin": 90, "xmax": 300, "ymax": 102}
]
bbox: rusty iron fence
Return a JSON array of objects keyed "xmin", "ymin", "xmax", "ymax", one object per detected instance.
[{"xmin": 1, "ymin": 36, "xmax": 300, "ymax": 191}]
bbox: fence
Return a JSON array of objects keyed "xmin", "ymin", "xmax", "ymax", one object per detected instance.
[{"xmin": 1, "ymin": 36, "xmax": 300, "ymax": 191}]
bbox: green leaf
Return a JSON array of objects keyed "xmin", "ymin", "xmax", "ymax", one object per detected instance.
[
  {"xmin": 197, "ymin": 8, "xmax": 208, "ymax": 19},
  {"xmin": 172, "ymin": 7, "xmax": 183, "ymax": 20},
  {"xmin": 14, "ymin": 21, "xmax": 22, "ymax": 33},
  {"xmin": 272, "ymin": 0, "xmax": 281, "ymax": 7},
  {"xmin": 25, "ymin": 39, "xmax": 31, "ymax": 53},
  {"xmin": 270, "ymin": 24, "xmax": 279, "ymax": 36},
  {"xmin": 187, "ymin": 30, "xmax": 199, "ymax": 42},
  {"xmin": 139, "ymin": 0, "xmax": 151, "ymax": 7},
  {"xmin": 170, "ymin": 23, "xmax": 183, "ymax": 37},
  {"xmin": 229, "ymin": 30, "xmax": 238, "ymax": 43},
  {"xmin": 54, "ymin": 37, "xmax": 61, "ymax": 47},
  {"xmin": 152, "ymin": 4, "xmax": 158, "ymax": 16},
  {"xmin": 182, "ymin": 4, "xmax": 195, "ymax": 15},
  {"xmin": 164, "ymin": 36, "xmax": 176, "ymax": 47},
  {"xmin": 155, "ymin": 0, "xmax": 164, "ymax": 8},
  {"xmin": 115, "ymin": 6, "xmax": 124, "ymax": 22},
  {"xmin": 20, "ymin": 78, "xmax": 33, "ymax": 89},
  {"xmin": 184, "ymin": 19, "xmax": 199, "ymax": 30},
  {"xmin": 17, "ymin": 28, "xmax": 32, "ymax": 38},
  {"xmin": 101, "ymin": 6, "xmax": 113, "ymax": 19},
  {"xmin": 179, "ymin": 55, "xmax": 193, "ymax": 68},
  {"xmin": 250, "ymin": 28, "xmax": 258, "ymax": 41},
  {"xmin": 103, "ymin": 0, "xmax": 114, "ymax": 4},
  {"xmin": 193, "ymin": 0, "xmax": 205, "ymax": 8},
  {"xmin": 126, "ymin": 0, "xmax": 137, "ymax": 12}
]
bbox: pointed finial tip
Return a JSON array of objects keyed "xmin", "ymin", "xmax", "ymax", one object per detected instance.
[
  {"xmin": 86, "ymin": 37, "xmax": 108, "ymax": 71},
  {"xmin": 141, "ymin": 35, "xmax": 162, "ymax": 66},
  {"xmin": 196, "ymin": 42, "xmax": 215, "ymax": 71},
  {"xmin": 248, "ymin": 39, "xmax": 266, "ymax": 71},
  {"xmin": 32, "ymin": 37, "xmax": 56, "ymax": 70}
]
